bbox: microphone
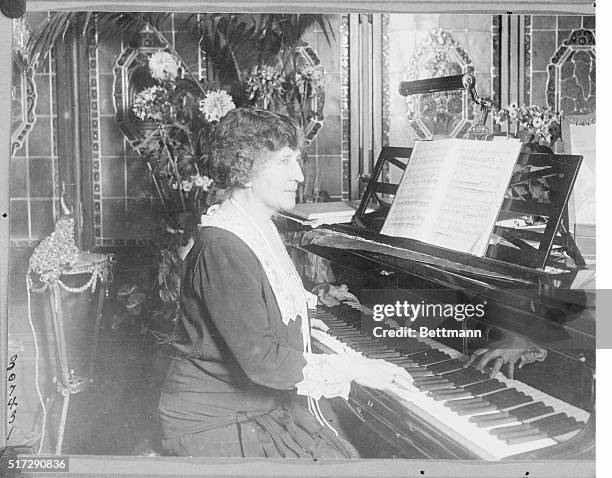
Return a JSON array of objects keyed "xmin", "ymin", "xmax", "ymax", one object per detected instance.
[{"xmin": 0, "ymin": 0, "xmax": 26, "ymax": 18}]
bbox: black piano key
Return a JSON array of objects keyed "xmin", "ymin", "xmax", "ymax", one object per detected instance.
[
  {"xmin": 426, "ymin": 359, "xmax": 464, "ymax": 374},
  {"xmin": 444, "ymin": 368, "xmax": 490, "ymax": 387},
  {"xmin": 456, "ymin": 405, "xmax": 498, "ymax": 416},
  {"xmin": 366, "ymin": 351, "xmax": 402, "ymax": 359},
  {"xmin": 390, "ymin": 340, "xmax": 431, "ymax": 354},
  {"xmin": 501, "ymin": 429, "xmax": 548, "ymax": 443},
  {"xmin": 400, "ymin": 349, "xmax": 442, "ymax": 363},
  {"xmin": 505, "ymin": 432, "xmax": 550, "ymax": 445},
  {"xmin": 508, "ymin": 402, "xmax": 555, "ymax": 421},
  {"xmin": 328, "ymin": 329, "xmax": 362, "ymax": 337},
  {"xmin": 448, "ymin": 400, "xmax": 490, "ymax": 412},
  {"xmin": 464, "ymin": 379, "xmax": 506, "ymax": 395},
  {"xmin": 542, "ymin": 420, "xmax": 584, "ymax": 438},
  {"xmin": 490, "ymin": 423, "xmax": 534, "ymax": 437},
  {"xmin": 413, "ymin": 376, "xmax": 449, "ymax": 385},
  {"xmin": 444, "ymin": 397, "xmax": 483, "ymax": 408},
  {"xmin": 469, "ymin": 411, "xmax": 517, "ymax": 427},
  {"xmin": 418, "ymin": 351, "xmax": 451, "ymax": 366},
  {"xmin": 526, "ymin": 413, "xmax": 583, "ymax": 437},
  {"xmin": 417, "ymin": 382, "xmax": 456, "ymax": 392},
  {"xmin": 477, "ymin": 416, "xmax": 518, "ymax": 428},
  {"xmin": 430, "ymin": 388, "xmax": 471, "ymax": 401},
  {"xmin": 482, "ymin": 388, "xmax": 533, "ymax": 409},
  {"xmin": 341, "ymin": 336, "xmax": 378, "ymax": 345},
  {"xmin": 385, "ymin": 356, "xmax": 422, "ymax": 366}
]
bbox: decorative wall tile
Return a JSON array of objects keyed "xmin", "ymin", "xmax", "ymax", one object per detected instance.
[
  {"xmin": 29, "ymin": 199, "xmax": 55, "ymax": 239},
  {"xmin": 102, "ymin": 198, "xmax": 127, "ymax": 237},
  {"xmin": 533, "ymin": 16, "xmax": 556, "ymax": 29},
  {"xmin": 100, "ymin": 157, "xmax": 126, "ymax": 197},
  {"xmin": 99, "ymin": 117, "xmax": 125, "ymax": 156},
  {"xmin": 10, "ymin": 157, "xmax": 28, "ymax": 198},
  {"xmin": 98, "ymin": 74, "xmax": 115, "ymax": 115},
  {"xmin": 126, "ymin": 156, "xmax": 151, "ymax": 198},
  {"xmin": 28, "ymin": 158, "xmax": 54, "ymax": 198},
  {"xmin": 317, "ymin": 155, "xmax": 343, "ymax": 199},
  {"xmin": 404, "ymin": 28, "xmax": 475, "ymax": 139},
  {"xmin": 316, "ymin": 114, "xmax": 341, "ymax": 156},
  {"xmin": 9, "ymin": 200, "xmax": 29, "ymax": 237},
  {"xmin": 33, "ymin": 75, "xmax": 50, "ymax": 116},
  {"xmin": 531, "ymin": 31, "xmax": 557, "ymax": 70},
  {"xmin": 558, "ymin": 16, "xmax": 581, "ymax": 29},
  {"xmin": 27, "ymin": 117, "xmax": 51, "ymax": 157},
  {"xmin": 546, "ymin": 29, "xmax": 595, "ymax": 116}
]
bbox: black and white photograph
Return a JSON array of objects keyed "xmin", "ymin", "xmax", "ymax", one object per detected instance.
[{"xmin": 0, "ymin": 1, "xmax": 602, "ymax": 476}]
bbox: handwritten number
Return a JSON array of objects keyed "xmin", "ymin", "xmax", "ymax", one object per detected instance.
[{"xmin": 7, "ymin": 354, "xmax": 17, "ymax": 371}]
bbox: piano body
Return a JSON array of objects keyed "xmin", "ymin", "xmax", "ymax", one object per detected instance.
[{"xmin": 294, "ymin": 74, "xmax": 595, "ymax": 460}]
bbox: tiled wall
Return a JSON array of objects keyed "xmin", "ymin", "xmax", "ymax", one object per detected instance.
[
  {"xmin": 527, "ymin": 15, "xmax": 596, "ymax": 226},
  {"xmin": 91, "ymin": 15, "xmax": 208, "ymax": 247},
  {"xmin": 92, "ymin": 14, "xmax": 346, "ymax": 245},
  {"xmin": 384, "ymin": 14, "xmax": 494, "ymax": 149},
  {"xmin": 527, "ymin": 15, "xmax": 595, "ymax": 110},
  {"xmin": 292, "ymin": 15, "xmax": 346, "ymax": 201},
  {"xmin": 10, "ymin": 13, "xmax": 60, "ymax": 246}
]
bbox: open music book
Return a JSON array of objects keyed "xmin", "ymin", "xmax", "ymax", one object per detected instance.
[{"xmin": 380, "ymin": 138, "xmax": 522, "ymax": 256}]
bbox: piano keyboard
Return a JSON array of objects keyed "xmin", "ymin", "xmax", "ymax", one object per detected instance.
[{"xmin": 310, "ymin": 303, "xmax": 590, "ymax": 460}]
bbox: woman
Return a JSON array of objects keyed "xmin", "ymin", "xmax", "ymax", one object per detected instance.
[{"xmin": 158, "ymin": 108, "xmax": 414, "ymax": 457}]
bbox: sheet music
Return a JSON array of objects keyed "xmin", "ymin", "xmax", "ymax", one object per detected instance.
[{"xmin": 381, "ymin": 139, "xmax": 522, "ymax": 256}]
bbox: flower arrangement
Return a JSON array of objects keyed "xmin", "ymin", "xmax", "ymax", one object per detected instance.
[
  {"xmin": 117, "ymin": 48, "xmax": 237, "ymax": 333},
  {"xmin": 246, "ymin": 63, "xmax": 326, "ymax": 128},
  {"xmin": 493, "ymin": 103, "xmax": 563, "ymax": 148},
  {"xmin": 246, "ymin": 65, "xmax": 284, "ymax": 109},
  {"xmin": 130, "ymin": 49, "xmax": 235, "ymax": 222}
]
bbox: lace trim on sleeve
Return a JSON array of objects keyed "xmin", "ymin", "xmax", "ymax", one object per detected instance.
[{"xmin": 296, "ymin": 353, "xmax": 352, "ymax": 401}]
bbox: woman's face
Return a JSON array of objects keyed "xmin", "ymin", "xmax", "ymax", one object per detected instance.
[{"xmin": 249, "ymin": 146, "xmax": 304, "ymax": 214}]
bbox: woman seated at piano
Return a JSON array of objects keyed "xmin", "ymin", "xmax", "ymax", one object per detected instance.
[{"xmin": 158, "ymin": 107, "xmax": 415, "ymax": 458}]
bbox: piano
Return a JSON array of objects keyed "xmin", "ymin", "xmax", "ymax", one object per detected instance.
[
  {"xmin": 296, "ymin": 192, "xmax": 594, "ymax": 460},
  {"xmin": 291, "ymin": 77, "xmax": 595, "ymax": 458}
]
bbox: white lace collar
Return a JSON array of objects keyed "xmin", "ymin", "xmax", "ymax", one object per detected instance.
[{"xmin": 200, "ymin": 200, "xmax": 309, "ymax": 327}]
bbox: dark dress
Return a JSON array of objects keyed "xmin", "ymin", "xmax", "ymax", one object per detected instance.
[{"xmin": 158, "ymin": 227, "xmax": 356, "ymax": 458}]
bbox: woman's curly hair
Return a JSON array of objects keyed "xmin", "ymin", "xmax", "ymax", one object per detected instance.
[{"xmin": 209, "ymin": 108, "xmax": 304, "ymax": 189}]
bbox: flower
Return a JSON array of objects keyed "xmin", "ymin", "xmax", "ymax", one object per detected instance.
[
  {"xmin": 496, "ymin": 102, "xmax": 563, "ymax": 145},
  {"xmin": 295, "ymin": 65, "xmax": 326, "ymax": 100},
  {"xmin": 132, "ymin": 85, "xmax": 170, "ymax": 121},
  {"xmin": 246, "ymin": 65, "xmax": 284, "ymax": 107},
  {"xmin": 532, "ymin": 116, "xmax": 543, "ymax": 129},
  {"xmin": 198, "ymin": 90, "xmax": 236, "ymax": 122},
  {"xmin": 148, "ymin": 51, "xmax": 179, "ymax": 82},
  {"xmin": 181, "ymin": 179, "xmax": 194, "ymax": 193},
  {"xmin": 193, "ymin": 174, "xmax": 213, "ymax": 191}
]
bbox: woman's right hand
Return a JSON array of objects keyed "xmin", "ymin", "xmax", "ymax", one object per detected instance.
[{"xmin": 350, "ymin": 356, "xmax": 417, "ymax": 394}]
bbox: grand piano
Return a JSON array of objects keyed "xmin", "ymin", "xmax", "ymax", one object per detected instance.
[{"xmin": 293, "ymin": 74, "xmax": 595, "ymax": 461}]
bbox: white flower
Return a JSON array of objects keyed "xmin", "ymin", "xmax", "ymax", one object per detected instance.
[
  {"xmin": 199, "ymin": 90, "xmax": 235, "ymax": 122},
  {"xmin": 149, "ymin": 51, "xmax": 179, "ymax": 82},
  {"xmin": 532, "ymin": 116, "xmax": 543, "ymax": 129},
  {"xmin": 132, "ymin": 85, "xmax": 169, "ymax": 121},
  {"xmin": 181, "ymin": 179, "xmax": 193, "ymax": 193},
  {"xmin": 193, "ymin": 174, "xmax": 213, "ymax": 191}
]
